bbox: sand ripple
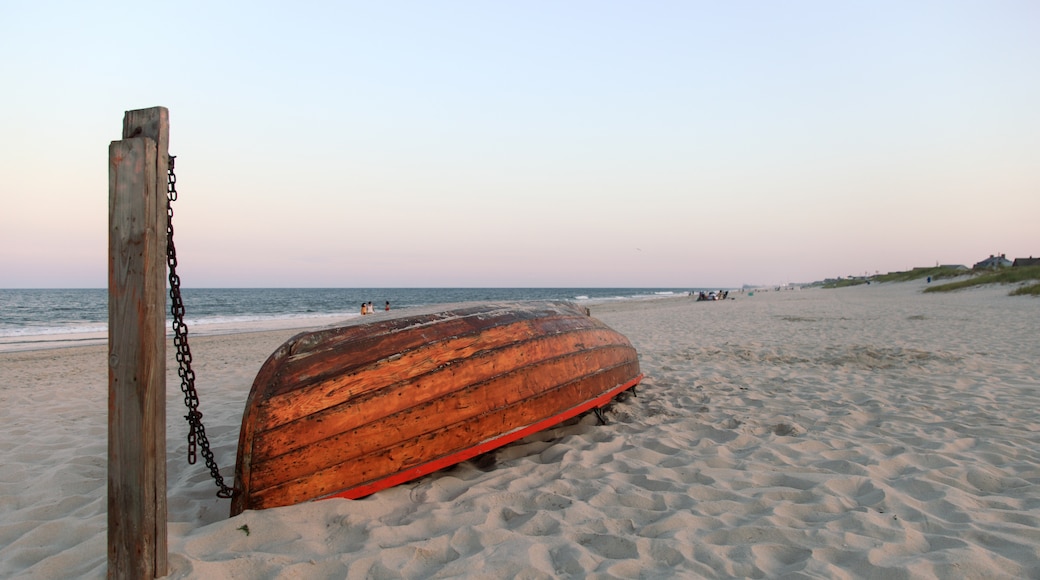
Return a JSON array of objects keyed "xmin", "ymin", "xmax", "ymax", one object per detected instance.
[{"xmin": 3, "ymin": 284, "xmax": 1040, "ymax": 578}]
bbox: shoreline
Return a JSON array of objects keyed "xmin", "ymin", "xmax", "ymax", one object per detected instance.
[
  {"xmin": 0, "ymin": 314, "xmax": 351, "ymax": 355},
  {"xmin": 0, "ymin": 293, "xmax": 698, "ymax": 354}
]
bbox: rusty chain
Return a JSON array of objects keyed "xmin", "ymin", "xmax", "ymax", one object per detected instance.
[{"xmin": 167, "ymin": 155, "xmax": 234, "ymax": 499}]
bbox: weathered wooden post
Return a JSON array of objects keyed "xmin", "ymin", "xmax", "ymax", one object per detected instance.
[{"xmin": 108, "ymin": 107, "xmax": 169, "ymax": 579}]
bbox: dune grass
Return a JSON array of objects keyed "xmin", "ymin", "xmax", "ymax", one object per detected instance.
[
  {"xmin": 923, "ymin": 265, "xmax": 1040, "ymax": 296},
  {"xmin": 822, "ymin": 265, "xmax": 1040, "ymax": 296},
  {"xmin": 822, "ymin": 266, "xmax": 966, "ymax": 289},
  {"xmin": 1012, "ymin": 283, "xmax": 1040, "ymax": 296},
  {"xmin": 822, "ymin": 278, "xmax": 869, "ymax": 288},
  {"xmin": 873, "ymin": 266, "xmax": 967, "ymax": 283}
]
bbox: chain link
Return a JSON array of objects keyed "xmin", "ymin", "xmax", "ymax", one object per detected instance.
[{"xmin": 167, "ymin": 155, "xmax": 234, "ymax": 499}]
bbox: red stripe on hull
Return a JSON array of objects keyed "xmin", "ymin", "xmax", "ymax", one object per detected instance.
[{"xmin": 326, "ymin": 374, "xmax": 642, "ymax": 500}]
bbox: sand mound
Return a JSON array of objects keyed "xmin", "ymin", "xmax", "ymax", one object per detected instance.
[{"xmin": 2, "ymin": 282, "xmax": 1039, "ymax": 578}]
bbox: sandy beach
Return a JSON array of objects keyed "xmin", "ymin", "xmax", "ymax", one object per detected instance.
[{"xmin": 2, "ymin": 282, "xmax": 1039, "ymax": 578}]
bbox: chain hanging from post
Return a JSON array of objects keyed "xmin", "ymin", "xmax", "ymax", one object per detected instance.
[{"xmin": 166, "ymin": 155, "xmax": 234, "ymax": 499}]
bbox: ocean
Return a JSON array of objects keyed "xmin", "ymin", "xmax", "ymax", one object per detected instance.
[{"xmin": 0, "ymin": 287, "xmax": 701, "ymax": 340}]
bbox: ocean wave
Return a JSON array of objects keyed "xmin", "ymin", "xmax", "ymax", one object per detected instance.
[
  {"xmin": 0, "ymin": 324, "xmax": 108, "ymax": 338},
  {"xmin": 181, "ymin": 311, "xmax": 358, "ymax": 327},
  {"xmin": 0, "ymin": 287, "xmax": 709, "ymax": 340}
]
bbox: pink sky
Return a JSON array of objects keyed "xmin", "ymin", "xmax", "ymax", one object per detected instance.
[{"xmin": 2, "ymin": 2, "xmax": 1037, "ymax": 288}]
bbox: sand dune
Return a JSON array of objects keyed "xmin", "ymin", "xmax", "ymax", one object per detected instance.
[{"xmin": 2, "ymin": 281, "xmax": 1039, "ymax": 578}]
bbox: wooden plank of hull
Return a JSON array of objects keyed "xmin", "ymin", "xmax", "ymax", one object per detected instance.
[
  {"xmin": 249, "ymin": 362, "xmax": 641, "ymax": 510},
  {"xmin": 231, "ymin": 301, "xmax": 641, "ymax": 516},
  {"xmin": 249, "ymin": 346, "xmax": 636, "ymax": 490},
  {"xmin": 253, "ymin": 327, "xmax": 627, "ymax": 461},
  {"xmin": 277, "ymin": 303, "xmax": 579, "ymax": 389},
  {"xmin": 258, "ymin": 313, "xmax": 597, "ymax": 428}
]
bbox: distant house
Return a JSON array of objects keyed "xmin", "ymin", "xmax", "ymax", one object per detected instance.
[
  {"xmin": 1013, "ymin": 256, "xmax": 1040, "ymax": 267},
  {"xmin": 973, "ymin": 254, "xmax": 1012, "ymax": 269}
]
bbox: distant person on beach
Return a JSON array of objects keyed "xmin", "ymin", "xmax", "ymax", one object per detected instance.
[
  {"xmin": 361, "ymin": 303, "xmax": 368, "ymax": 315},
  {"xmin": 385, "ymin": 301, "xmax": 390, "ymax": 311}
]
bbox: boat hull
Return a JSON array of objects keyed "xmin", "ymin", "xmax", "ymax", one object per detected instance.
[{"xmin": 230, "ymin": 301, "xmax": 642, "ymax": 516}]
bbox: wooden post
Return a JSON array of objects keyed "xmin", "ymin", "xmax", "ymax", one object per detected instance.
[{"xmin": 108, "ymin": 107, "xmax": 169, "ymax": 579}]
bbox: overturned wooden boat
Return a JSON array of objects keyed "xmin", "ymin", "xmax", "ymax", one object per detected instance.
[{"xmin": 230, "ymin": 301, "xmax": 642, "ymax": 515}]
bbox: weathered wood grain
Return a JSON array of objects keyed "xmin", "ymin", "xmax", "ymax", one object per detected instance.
[
  {"xmin": 251, "ymin": 363, "xmax": 641, "ymax": 510},
  {"xmin": 252, "ymin": 328, "xmax": 626, "ymax": 459},
  {"xmin": 249, "ymin": 347, "xmax": 637, "ymax": 489},
  {"xmin": 231, "ymin": 302, "xmax": 641, "ymax": 516},
  {"xmin": 257, "ymin": 315, "xmax": 598, "ymax": 428},
  {"xmin": 107, "ymin": 106, "xmax": 169, "ymax": 579}
]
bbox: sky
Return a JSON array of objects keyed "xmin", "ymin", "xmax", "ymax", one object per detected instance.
[{"xmin": 1, "ymin": 1, "xmax": 1037, "ymax": 288}]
